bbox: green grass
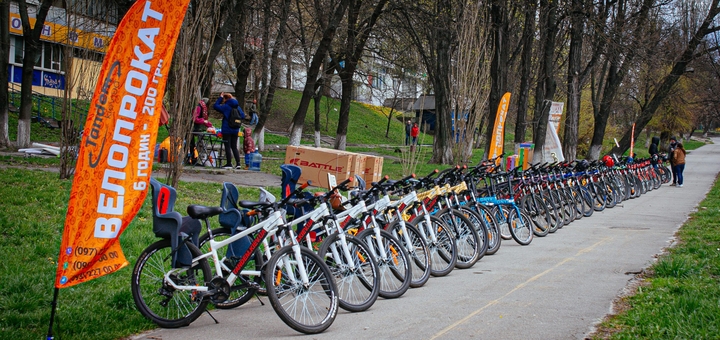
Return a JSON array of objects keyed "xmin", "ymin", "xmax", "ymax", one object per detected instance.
[
  {"xmin": 593, "ymin": 175, "xmax": 720, "ymax": 339},
  {"xmin": 264, "ymin": 88, "xmax": 432, "ymax": 146},
  {"xmin": 0, "ymin": 168, "xmax": 279, "ymax": 340}
]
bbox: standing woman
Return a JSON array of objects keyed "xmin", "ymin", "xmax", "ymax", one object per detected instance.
[
  {"xmin": 214, "ymin": 92, "xmax": 244, "ymax": 169},
  {"xmin": 672, "ymin": 142, "xmax": 686, "ymax": 187}
]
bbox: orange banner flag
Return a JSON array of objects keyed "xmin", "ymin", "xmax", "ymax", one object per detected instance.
[
  {"xmin": 488, "ymin": 92, "xmax": 512, "ymax": 161},
  {"xmin": 630, "ymin": 123, "xmax": 636, "ymax": 156},
  {"xmin": 55, "ymin": 0, "xmax": 190, "ymax": 288}
]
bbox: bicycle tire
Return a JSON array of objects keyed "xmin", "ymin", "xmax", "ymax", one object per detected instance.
[
  {"xmin": 318, "ymin": 233, "xmax": 379, "ymax": 312},
  {"xmin": 508, "ymin": 208, "xmax": 533, "ymax": 245},
  {"xmin": 385, "ymin": 220, "xmax": 431, "ymax": 288},
  {"xmin": 465, "ymin": 205, "xmax": 501, "ymax": 255},
  {"xmin": 544, "ymin": 189, "xmax": 566, "ymax": 229},
  {"xmin": 521, "ymin": 195, "xmax": 550, "ymax": 236},
  {"xmin": 131, "ymin": 239, "xmax": 211, "ymax": 328},
  {"xmin": 356, "ymin": 228, "xmax": 412, "ymax": 299},
  {"xmin": 411, "ymin": 215, "xmax": 457, "ymax": 277},
  {"xmin": 590, "ymin": 182, "xmax": 607, "ymax": 212},
  {"xmin": 491, "ymin": 205, "xmax": 513, "ymax": 240},
  {"xmin": 265, "ymin": 245, "xmax": 339, "ymax": 334},
  {"xmin": 567, "ymin": 186, "xmax": 583, "ymax": 220},
  {"xmin": 554, "ymin": 189, "xmax": 573, "ymax": 226},
  {"xmin": 559, "ymin": 188, "xmax": 577, "ymax": 223},
  {"xmin": 438, "ymin": 208, "xmax": 483, "ymax": 269},
  {"xmin": 603, "ymin": 180, "xmax": 618, "ymax": 209},
  {"xmin": 198, "ymin": 228, "xmax": 264, "ymax": 309}
]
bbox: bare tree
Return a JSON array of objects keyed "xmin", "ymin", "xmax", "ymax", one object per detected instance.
[
  {"xmin": 531, "ymin": 0, "xmax": 561, "ymax": 163},
  {"xmin": 611, "ymin": 0, "xmax": 720, "ymax": 155},
  {"xmin": 0, "ymin": 0, "xmax": 9, "ymax": 148},
  {"xmin": 513, "ymin": 0, "xmax": 536, "ymax": 151},
  {"xmin": 586, "ymin": 0, "xmax": 654, "ymax": 160},
  {"xmin": 483, "ymin": 0, "xmax": 510, "ymax": 159},
  {"xmin": 254, "ymin": 0, "xmax": 293, "ymax": 151},
  {"xmin": 15, "ymin": 0, "xmax": 53, "ymax": 148},
  {"xmin": 287, "ymin": 0, "xmax": 350, "ymax": 146},
  {"xmin": 330, "ymin": 0, "xmax": 389, "ymax": 150},
  {"xmin": 396, "ymin": 0, "xmax": 463, "ymax": 164},
  {"xmin": 56, "ymin": 1, "xmax": 113, "ymax": 179},
  {"xmin": 451, "ymin": 0, "xmax": 491, "ymax": 164},
  {"xmin": 164, "ymin": 1, "xmax": 224, "ymax": 187},
  {"xmin": 562, "ymin": 0, "xmax": 606, "ymax": 160}
]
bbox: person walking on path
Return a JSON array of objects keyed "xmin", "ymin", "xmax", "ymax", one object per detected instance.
[
  {"xmin": 668, "ymin": 136, "xmax": 679, "ymax": 185},
  {"xmin": 649, "ymin": 136, "xmax": 660, "ymax": 169},
  {"xmin": 672, "ymin": 142, "xmax": 686, "ymax": 187},
  {"xmin": 405, "ymin": 120, "xmax": 412, "ymax": 145},
  {"xmin": 214, "ymin": 92, "xmax": 243, "ymax": 169}
]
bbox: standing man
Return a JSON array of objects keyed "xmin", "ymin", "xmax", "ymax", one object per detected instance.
[
  {"xmin": 668, "ymin": 136, "xmax": 678, "ymax": 186},
  {"xmin": 405, "ymin": 120, "xmax": 412, "ymax": 145}
]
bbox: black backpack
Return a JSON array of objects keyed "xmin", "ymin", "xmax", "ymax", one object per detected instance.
[{"xmin": 228, "ymin": 107, "xmax": 243, "ymax": 129}]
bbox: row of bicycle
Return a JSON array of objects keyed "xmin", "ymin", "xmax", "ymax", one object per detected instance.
[{"xmin": 130, "ymin": 155, "xmax": 671, "ymax": 334}]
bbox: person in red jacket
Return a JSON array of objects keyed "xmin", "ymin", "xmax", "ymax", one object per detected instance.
[
  {"xmin": 411, "ymin": 123, "xmax": 419, "ymax": 145},
  {"xmin": 188, "ymin": 98, "xmax": 212, "ymax": 164}
]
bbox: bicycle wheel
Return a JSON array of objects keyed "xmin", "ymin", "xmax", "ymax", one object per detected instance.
[
  {"xmin": 385, "ymin": 220, "xmax": 431, "ymax": 288},
  {"xmin": 356, "ymin": 228, "xmax": 412, "ymax": 299},
  {"xmin": 438, "ymin": 208, "xmax": 483, "ymax": 269},
  {"xmin": 265, "ymin": 245, "xmax": 339, "ymax": 334},
  {"xmin": 491, "ymin": 205, "xmax": 513, "ymax": 240},
  {"xmin": 508, "ymin": 208, "xmax": 533, "ymax": 245},
  {"xmin": 317, "ymin": 233, "xmax": 379, "ymax": 312},
  {"xmin": 544, "ymin": 189, "xmax": 566, "ymax": 229},
  {"xmin": 466, "ymin": 205, "xmax": 501, "ymax": 255},
  {"xmin": 521, "ymin": 195, "xmax": 550, "ymax": 237},
  {"xmin": 559, "ymin": 188, "xmax": 577, "ymax": 223},
  {"xmin": 131, "ymin": 239, "xmax": 211, "ymax": 328},
  {"xmin": 591, "ymin": 182, "xmax": 607, "ymax": 211},
  {"xmin": 411, "ymin": 215, "xmax": 457, "ymax": 277},
  {"xmin": 602, "ymin": 180, "xmax": 618, "ymax": 209},
  {"xmin": 198, "ymin": 228, "xmax": 264, "ymax": 309}
]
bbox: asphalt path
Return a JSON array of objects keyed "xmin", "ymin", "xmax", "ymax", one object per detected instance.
[{"xmin": 134, "ymin": 139, "xmax": 720, "ymax": 340}]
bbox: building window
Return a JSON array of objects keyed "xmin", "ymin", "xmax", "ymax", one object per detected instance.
[
  {"xmin": 13, "ymin": 36, "xmax": 23, "ymax": 64},
  {"xmin": 42, "ymin": 42, "xmax": 64, "ymax": 72}
]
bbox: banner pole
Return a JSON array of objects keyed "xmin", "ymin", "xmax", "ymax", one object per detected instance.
[{"xmin": 46, "ymin": 287, "xmax": 59, "ymax": 340}]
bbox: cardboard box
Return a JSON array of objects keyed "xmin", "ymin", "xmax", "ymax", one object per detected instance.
[
  {"xmin": 363, "ymin": 155, "xmax": 384, "ymax": 188},
  {"xmin": 322, "ymin": 149, "xmax": 368, "ymax": 183},
  {"xmin": 351, "ymin": 154, "xmax": 368, "ymax": 179},
  {"xmin": 284, "ymin": 145, "xmax": 354, "ymax": 188}
]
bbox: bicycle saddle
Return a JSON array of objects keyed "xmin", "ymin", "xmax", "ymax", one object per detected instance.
[
  {"xmin": 237, "ymin": 200, "xmax": 273, "ymax": 209},
  {"xmin": 187, "ymin": 205, "xmax": 224, "ymax": 220}
]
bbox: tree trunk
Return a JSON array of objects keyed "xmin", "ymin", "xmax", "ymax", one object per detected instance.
[
  {"xmin": 514, "ymin": 0, "xmax": 536, "ymax": 151},
  {"xmin": 590, "ymin": 0, "xmax": 655, "ymax": 159},
  {"xmin": 430, "ymin": 1, "xmax": 454, "ymax": 165},
  {"xmin": 563, "ymin": 0, "xmax": 584, "ymax": 161},
  {"xmin": 288, "ymin": 0, "xmax": 350, "ymax": 146},
  {"xmin": 313, "ymin": 80, "xmax": 323, "ymax": 147},
  {"xmin": 532, "ymin": 0, "xmax": 558, "ymax": 164},
  {"xmin": 610, "ymin": 1, "xmax": 720, "ymax": 155},
  {"xmin": 334, "ymin": 77, "xmax": 353, "ymax": 150},
  {"xmin": 484, "ymin": 0, "xmax": 509, "ymax": 158},
  {"xmin": 16, "ymin": 0, "xmax": 53, "ymax": 148},
  {"xmin": 200, "ymin": 0, "xmax": 243, "ymax": 98},
  {"xmin": 0, "ymin": 0, "xmax": 9, "ymax": 148},
  {"xmin": 333, "ymin": 0, "xmax": 388, "ymax": 150},
  {"xmin": 254, "ymin": 0, "xmax": 292, "ymax": 151}
]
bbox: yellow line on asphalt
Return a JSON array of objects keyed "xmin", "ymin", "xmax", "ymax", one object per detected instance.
[{"xmin": 429, "ymin": 237, "xmax": 612, "ymax": 340}]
